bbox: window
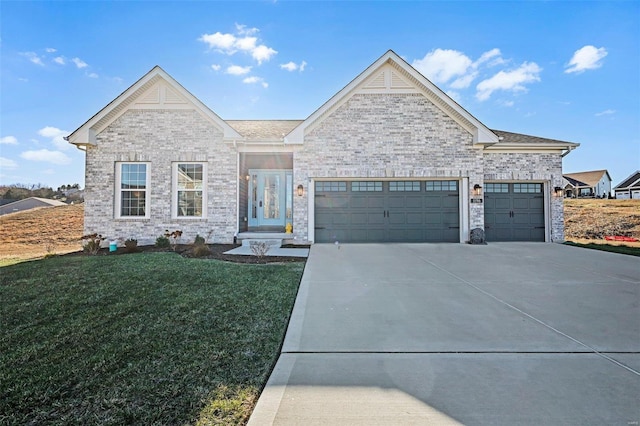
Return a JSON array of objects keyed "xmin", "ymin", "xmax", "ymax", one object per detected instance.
[
  {"xmin": 351, "ymin": 181, "xmax": 383, "ymax": 192},
  {"xmin": 116, "ymin": 162, "xmax": 150, "ymax": 218},
  {"xmin": 425, "ymin": 181, "xmax": 458, "ymax": 191},
  {"xmin": 485, "ymin": 183, "xmax": 509, "ymax": 193},
  {"xmin": 514, "ymin": 183, "xmax": 542, "ymax": 193},
  {"xmin": 315, "ymin": 181, "xmax": 347, "ymax": 192},
  {"xmin": 389, "ymin": 181, "xmax": 421, "ymax": 191},
  {"xmin": 173, "ymin": 162, "xmax": 206, "ymax": 218}
]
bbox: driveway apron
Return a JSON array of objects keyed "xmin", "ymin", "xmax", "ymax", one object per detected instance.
[{"xmin": 249, "ymin": 243, "xmax": 640, "ymax": 425}]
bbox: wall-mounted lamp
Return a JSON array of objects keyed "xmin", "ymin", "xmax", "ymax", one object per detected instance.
[
  {"xmin": 245, "ymin": 175, "xmax": 250, "ymax": 181},
  {"xmin": 297, "ymin": 184, "xmax": 304, "ymax": 197},
  {"xmin": 554, "ymin": 186, "xmax": 563, "ymax": 197},
  {"xmin": 473, "ymin": 184, "xmax": 482, "ymax": 196}
]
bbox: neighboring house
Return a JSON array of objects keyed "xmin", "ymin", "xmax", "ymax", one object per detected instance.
[
  {"xmin": 562, "ymin": 170, "xmax": 612, "ymax": 198},
  {"xmin": 66, "ymin": 50, "xmax": 578, "ymax": 244},
  {"xmin": 0, "ymin": 197, "xmax": 67, "ymax": 216},
  {"xmin": 613, "ymin": 171, "xmax": 640, "ymax": 199}
]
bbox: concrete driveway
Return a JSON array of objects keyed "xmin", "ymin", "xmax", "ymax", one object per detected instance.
[{"xmin": 249, "ymin": 243, "xmax": 640, "ymax": 425}]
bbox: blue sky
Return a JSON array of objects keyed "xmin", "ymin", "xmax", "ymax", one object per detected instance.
[{"xmin": 1, "ymin": 1, "xmax": 639, "ymax": 189}]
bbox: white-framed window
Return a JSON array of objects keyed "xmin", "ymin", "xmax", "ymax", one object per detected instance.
[
  {"xmin": 115, "ymin": 162, "xmax": 150, "ymax": 219},
  {"xmin": 173, "ymin": 162, "xmax": 207, "ymax": 218}
]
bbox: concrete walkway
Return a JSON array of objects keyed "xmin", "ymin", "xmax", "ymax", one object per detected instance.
[{"xmin": 248, "ymin": 243, "xmax": 640, "ymax": 425}]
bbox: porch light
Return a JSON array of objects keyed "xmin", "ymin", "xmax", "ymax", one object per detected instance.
[
  {"xmin": 297, "ymin": 184, "xmax": 304, "ymax": 197},
  {"xmin": 473, "ymin": 184, "xmax": 482, "ymax": 196},
  {"xmin": 554, "ymin": 186, "xmax": 563, "ymax": 197}
]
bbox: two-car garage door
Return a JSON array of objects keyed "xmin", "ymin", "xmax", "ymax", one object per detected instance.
[{"xmin": 314, "ymin": 180, "xmax": 460, "ymax": 243}]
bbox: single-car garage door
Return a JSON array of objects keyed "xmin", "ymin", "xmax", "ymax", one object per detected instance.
[
  {"xmin": 314, "ymin": 180, "xmax": 459, "ymax": 243},
  {"xmin": 484, "ymin": 182, "xmax": 545, "ymax": 242}
]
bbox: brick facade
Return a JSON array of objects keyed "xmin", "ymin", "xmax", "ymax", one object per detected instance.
[
  {"xmin": 84, "ymin": 109, "xmax": 237, "ymax": 245},
  {"xmin": 484, "ymin": 152, "xmax": 565, "ymax": 241}
]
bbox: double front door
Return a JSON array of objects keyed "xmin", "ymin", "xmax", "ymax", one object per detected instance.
[{"xmin": 248, "ymin": 170, "xmax": 293, "ymax": 227}]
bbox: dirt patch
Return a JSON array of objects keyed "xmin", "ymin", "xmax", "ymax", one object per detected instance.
[
  {"xmin": 564, "ymin": 199, "xmax": 640, "ymax": 241},
  {"xmin": 66, "ymin": 243, "xmax": 308, "ymax": 264}
]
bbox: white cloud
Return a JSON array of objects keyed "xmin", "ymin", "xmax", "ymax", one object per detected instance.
[
  {"xmin": 21, "ymin": 52, "xmax": 44, "ymax": 66},
  {"xmin": 280, "ymin": 60, "xmax": 307, "ymax": 72},
  {"xmin": 413, "ymin": 49, "xmax": 472, "ymax": 84},
  {"xmin": 87, "ymin": 72, "xmax": 99, "ymax": 78},
  {"xmin": 595, "ymin": 109, "xmax": 616, "ymax": 116},
  {"xmin": 53, "ymin": 56, "xmax": 65, "ymax": 65},
  {"xmin": 199, "ymin": 24, "xmax": 277, "ymax": 64},
  {"xmin": 476, "ymin": 62, "xmax": 542, "ymax": 101},
  {"xmin": 72, "ymin": 57, "xmax": 88, "ymax": 68},
  {"xmin": 412, "ymin": 48, "xmax": 505, "ymax": 90},
  {"xmin": 38, "ymin": 126, "xmax": 70, "ymax": 150},
  {"xmin": 251, "ymin": 45, "xmax": 277, "ymax": 64},
  {"xmin": 20, "ymin": 149, "xmax": 71, "ymax": 165},
  {"xmin": 211, "ymin": 64, "xmax": 221, "ymax": 71},
  {"xmin": 235, "ymin": 23, "xmax": 258, "ymax": 36},
  {"xmin": 1, "ymin": 136, "xmax": 18, "ymax": 145},
  {"xmin": 227, "ymin": 65, "xmax": 252, "ymax": 75},
  {"xmin": 565, "ymin": 45, "xmax": 607, "ymax": 74},
  {"xmin": 200, "ymin": 32, "xmax": 237, "ymax": 51},
  {"xmin": 45, "ymin": 47, "xmax": 57, "ymax": 53},
  {"xmin": 0, "ymin": 157, "xmax": 18, "ymax": 169},
  {"xmin": 243, "ymin": 76, "xmax": 268, "ymax": 88}
]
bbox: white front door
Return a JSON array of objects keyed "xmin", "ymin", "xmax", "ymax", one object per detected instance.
[{"xmin": 248, "ymin": 170, "xmax": 292, "ymax": 227}]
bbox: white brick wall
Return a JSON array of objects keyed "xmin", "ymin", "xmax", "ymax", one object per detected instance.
[
  {"xmin": 292, "ymin": 93, "xmax": 485, "ymax": 241},
  {"xmin": 84, "ymin": 109, "xmax": 237, "ymax": 245},
  {"xmin": 484, "ymin": 152, "xmax": 565, "ymax": 241}
]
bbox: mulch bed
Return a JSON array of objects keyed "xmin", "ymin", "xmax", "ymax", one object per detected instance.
[{"xmin": 65, "ymin": 244, "xmax": 308, "ymax": 264}]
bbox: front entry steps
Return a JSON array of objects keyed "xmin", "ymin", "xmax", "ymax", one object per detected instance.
[{"xmin": 225, "ymin": 233, "xmax": 309, "ymax": 258}]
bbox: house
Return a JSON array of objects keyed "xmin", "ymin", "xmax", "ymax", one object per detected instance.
[
  {"xmin": 66, "ymin": 50, "xmax": 578, "ymax": 244},
  {"xmin": 562, "ymin": 170, "xmax": 612, "ymax": 198},
  {"xmin": 613, "ymin": 171, "xmax": 640, "ymax": 199},
  {"xmin": 0, "ymin": 197, "xmax": 67, "ymax": 216}
]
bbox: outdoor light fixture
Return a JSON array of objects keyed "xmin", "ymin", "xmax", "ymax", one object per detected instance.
[
  {"xmin": 473, "ymin": 184, "xmax": 482, "ymax": 196},
  {"xmin": 554, "ymin": 186, "xmax": 563, "ymax": 197},
  {"xmin": 297, "ymin": 184, "xmax": 304, "ymax": 197}
]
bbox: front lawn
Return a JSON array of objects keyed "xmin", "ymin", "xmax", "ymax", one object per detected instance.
[
  {"xmin": 0, "ymin": 253, "xmax": 304, "ymax": 425},
  {"xmin": 564, "ymin": 241, "xmax": 640, "ymax": 257}
]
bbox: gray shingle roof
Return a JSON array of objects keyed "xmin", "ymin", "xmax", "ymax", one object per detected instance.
[
  {"xmin": 227, "ymin": 120, "xmax": 303, "ymax": 140},
  {"xmin": 491, "ymin": 129, "xmax": 577, "ymax": 146}
]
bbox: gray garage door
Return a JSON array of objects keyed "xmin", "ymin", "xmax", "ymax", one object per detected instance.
[
  {"xmin": 484, "ymin": 183, "xmax": 545, "ymax": 242},
  {"xmin": 314, "ymin": 180, "xmax": 459, "ymax": 243}
]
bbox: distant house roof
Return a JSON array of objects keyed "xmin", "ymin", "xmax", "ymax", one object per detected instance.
[
  {"xmin": 563, "ymin": 170, "xmax": 611, "ymax": 187},
  {"xmin": 613, "ymin": 170, "xmax": 640, "ymax": 190},
  {"xmin": 0, "ymin": 197, "xmax": 67, "ymax": 216}
]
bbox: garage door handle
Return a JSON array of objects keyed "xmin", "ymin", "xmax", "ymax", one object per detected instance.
[{"xmin": 315, "ymin": 227, "xmax": 326, "ymax": 230}]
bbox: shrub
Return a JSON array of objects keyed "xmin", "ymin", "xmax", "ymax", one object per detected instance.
[
  {"xmin": 124, "ymin": 238, "xmax": 138, "ymax": 253},
  {"xmin": 164, "ymin": 230, "xmax": 183, "ymax": 251},
  {"xmin": 194, "ymin": 234, "xmax": 206, "ymax": 245},
  {"xmin": 81, "ymin": 233, "xmax": 105, "ymax": 255},
  {"xmin": 250, "ymin": 241, "xmax": 270, "ymax": 257},
  {"xmin": 192, "ymin": 244, "xmax": 211, "ymax": 257},
  {"xmin": 155, "ymin": 235, "xmax": 170, "ymax": 248}
]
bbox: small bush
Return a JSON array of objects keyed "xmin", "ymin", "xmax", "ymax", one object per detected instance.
[
  {"xmin": 81, "ymin": 233, "xmax": 105, "ymax": 255},
  {"xmin": 164, "ymin": 229, "xmax": 183, "ymax": 251},
  {"xmin": 124, "ymin": 238, "xmax": 138, "ymax": 253},
  {"xmin": 155, "ymin": 235, "xmax": 170, "ymax": 248},
  {"xmin": 194, "ymin": 234, "xmax": 206, "ymax": 245},
  {"xmin": 192, "ymin": 244, "xmax": 211, "ymax": 257},
  {"xmin": 250, "ymin": 241, "xmax": 270, "ymax": 257}
]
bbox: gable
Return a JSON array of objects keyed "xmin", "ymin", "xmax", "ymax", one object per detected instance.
[
  {"xmin": 614, "ymin": 171, "xmax": 640, "ymax": 189},
  {"xmin": 67, "ymin": 66, "xmax": 241, "ymax": 148},
  {"xmin": 285, "ymin": 50, "xmax": 499, "ymax": 146}
]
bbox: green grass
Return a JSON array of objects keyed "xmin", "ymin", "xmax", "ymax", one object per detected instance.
[
  {"xmin": 0, "ymin": 253, "xmax": 304, "ymax": 425},
  {"xmin": 564, "ymin": 241, "xmax": 640, "ymax": 257}
]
